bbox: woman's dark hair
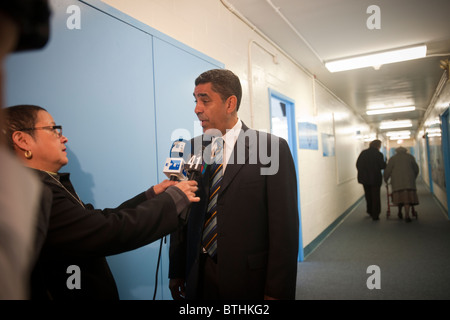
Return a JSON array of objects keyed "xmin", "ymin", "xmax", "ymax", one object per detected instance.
[
  {"xmin": 3, "ymin": 104, "xmax": 46, "ymax": 150},
  {"xmin": 195, "ymin": 69, "xmax": 242, "ymax": 111}
]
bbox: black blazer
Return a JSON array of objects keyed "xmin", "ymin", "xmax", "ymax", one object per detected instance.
[
  {"xmin": 356, "ymin": 147, "xmax": 386, "ymax": 186},
  {"xmin": 169, "ymin": 122, "xmax": 299, "ymax": 299},
  {"xmin": 31, "ymin": 169, "xmax": 183, "ymax": 300}
]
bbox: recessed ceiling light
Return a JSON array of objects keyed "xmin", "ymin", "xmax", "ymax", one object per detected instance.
[
  {"xmin": 366, "ymin": 106, "xmax": 415, "ymax": 115},
  {"xmin": 379, "ymin": 120, "xmax": 413, "ymax": 130},
  {"xmin": 386, "ymin": 130, "xmax": 411, "ymax": 136},
  {"xmin": 325, "ymin": 45, "xmax": 427, "ymax": 72},
  {"xmin": 389, "ymin": 135, "xmax": 411, "ymax": 140}
]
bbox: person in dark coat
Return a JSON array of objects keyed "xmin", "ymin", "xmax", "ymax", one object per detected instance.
[
  {"xmin": 169, "ymin": 69, "xmax": 299, "ymax": 300},
  {"xmin": 356, "ymin": 139, "xmax": 386, "ymax": 220},
  {"xmin": 4, "ymin": 104, "xmax": 200, "ymax": 300}
]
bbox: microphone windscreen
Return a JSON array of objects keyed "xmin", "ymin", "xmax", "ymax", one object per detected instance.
[{"xmin": 170, "ymin": 138, "xmax": 191, "ymax": 162}]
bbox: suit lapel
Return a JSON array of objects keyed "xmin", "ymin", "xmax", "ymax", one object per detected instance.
[
  {"xmin": 198, "ymin": 122, "xmax": 253, "ymax": 196},
  {"xmin": 220, "ymin": 123, "xmax": 251, "ymax": 195},
  {"xmin": 199, "ymin": 136, "xmax": 212, "ymax": 197}
]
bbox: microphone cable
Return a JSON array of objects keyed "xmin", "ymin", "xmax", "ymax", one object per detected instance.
[
  {"xmin": 152, "ymin": 236, "xmax": 166, "ymax": 300},
  {"xmin": 153, "ymin": 139, "xmax": 185, "ymax": 299}
]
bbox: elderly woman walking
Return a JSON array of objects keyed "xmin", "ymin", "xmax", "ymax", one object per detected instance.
[{"xmin": 384, "ymin": 146, "xmax": 419, "ymax": 222}]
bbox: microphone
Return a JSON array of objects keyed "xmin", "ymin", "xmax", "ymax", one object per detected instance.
[
  {"xmin": 163, "ymin": 138, "xmax": 190, "ymax": 181},
  {"xmin": 185, "ymin": 146, "xmax": 205, "ymax": 181}
]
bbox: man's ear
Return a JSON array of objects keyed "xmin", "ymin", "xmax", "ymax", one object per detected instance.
[
  {"xmin": 12, "ymin": 131, "xmax": 31, "ymax": 151},
  {"xmin": 225, "ymin": 95, "xmax": 238, "ymax": 114}
]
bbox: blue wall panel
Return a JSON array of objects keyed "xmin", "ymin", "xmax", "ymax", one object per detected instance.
[
  {"xmin": 6, "ymin": 0, "xmax": 158, "ymax": 206},
  {"xmin": 153, "ymin": 38, "xmax": 224, "ymax": 182},
  {"xmin": 152, "ymin": 37, "xmax": 223, "ymax": 299},
  {"xmin": 5, "ymin": 0, "xmax": 223, "ymax": 299}
]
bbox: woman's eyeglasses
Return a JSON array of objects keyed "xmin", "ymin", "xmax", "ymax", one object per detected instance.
[{"xmin": 19, "ymin": 125, "xmax": 63, "ymax": 138}]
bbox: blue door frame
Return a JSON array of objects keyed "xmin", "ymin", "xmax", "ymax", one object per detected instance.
[
  {"xmin": 425, "ymin": 134, "xmax": 434, "ymax": 194},
  {"xmin": 440, "ymin": 107, "xmax": 450, "ymax": 218},
  {"xmin": 268, "ymin": 89, "xmax": 303, "ymax": 261}
]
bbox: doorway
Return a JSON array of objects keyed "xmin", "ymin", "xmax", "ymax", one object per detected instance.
[
  {"xmin": 269, "ymin": 89, "xmax": 303, "ymax": 261},
  {"xmin": 440, "ymin": 107, "xmax": 450, "ymax": 217}
]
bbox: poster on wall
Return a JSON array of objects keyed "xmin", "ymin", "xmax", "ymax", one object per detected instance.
[
  {"xmin": 429, "ymin": 136, "xmax": 446, "ymax": 191},
  {"xmin": 298, "ymin": 122, "xmax": 318, "ymax": 150},
  {"xmin": 322, "ymin": 133, "xmax": 335, "ymax": 156}
]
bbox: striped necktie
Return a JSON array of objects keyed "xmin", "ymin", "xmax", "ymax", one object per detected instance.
[{"xmin": 202, "ymin": 137, "xmax": 224, "ymax": 258}]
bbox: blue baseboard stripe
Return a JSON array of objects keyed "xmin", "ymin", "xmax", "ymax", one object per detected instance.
[{"xmin": 303, "ymin": 195, "xmax": 364, "ymax": 259}]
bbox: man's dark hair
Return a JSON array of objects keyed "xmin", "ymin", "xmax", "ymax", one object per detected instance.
[
  {"xmin": 195, "ymin": 69, "xmax": 242, "ymax": 111},
  {"xmin": 370, "ymin": 139, "xmax": 382, "ymax": 149}
]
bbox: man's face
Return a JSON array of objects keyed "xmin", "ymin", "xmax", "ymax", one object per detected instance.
[{"xmin": 194, "ymin": 82, "xmax": 231, "ymax": 135}]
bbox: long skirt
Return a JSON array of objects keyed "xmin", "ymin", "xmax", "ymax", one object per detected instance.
[{"xmin": 392, "ymin": 189, "xmax": 419, "ymax": 206}]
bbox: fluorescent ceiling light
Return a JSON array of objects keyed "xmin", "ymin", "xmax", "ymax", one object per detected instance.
[
  {"xmin": 425, "ymin": 119, "xmax": 441, "ymax": 126},
  {"xmin": 388, "ymin": 134, "xmax": 411, "ymax": 140},
  {"xmin": 379, "ymin": 120, "xmax": 412, "ymax": 130},
  {"xmin": 386, "ymin": 130, "xmax": 411, "ymax": 136},
  {"xmin": 366, "ymin": 106, "xmax": 415, "ymax": 115},
  {"xmin": 363, "ymin": 134, "xmax": 377, "ymax": 142},
  {"xmin": 325, "ymin": 45, "xmax": 427, "ymax": 72},
  {"xmin": 428, "ymin": 133, "xmax": 442, "ymax": 137},
  {"xmin": 386, "ymin": 130, "xmax": 411, "ymax": 140},
  {"xmin": 367, "ymin": 100, "xmax": 414, "ymax": 110},
  {"xmin": 425, "ymin": 128, "xmax": 441, "ymax": 134},
  {"xmin": 389, "ymin": 132, "xmax": 411, "ymax": 140}
]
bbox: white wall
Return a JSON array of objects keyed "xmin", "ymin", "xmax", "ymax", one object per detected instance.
[
  {"xmin": 102, "ymin": 0, "xmax": 371, "ymax": 247},
  {"xmin": 417, "ymin": 78, "xmax": 450, "ymax": 210}
]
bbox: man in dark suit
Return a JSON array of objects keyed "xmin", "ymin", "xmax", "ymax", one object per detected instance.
[
  {"xmin": 169, "ymin": 69, "xmax": 299, "ymax": 300},
  {"xmin": 356, "ymin": 139, "xmax": 386, "ymax": 221}
]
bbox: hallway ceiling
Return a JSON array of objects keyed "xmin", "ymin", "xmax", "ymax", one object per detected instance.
[{"xmin": 226, "ymin": 0, "xmax": 450, "ymax": 136}]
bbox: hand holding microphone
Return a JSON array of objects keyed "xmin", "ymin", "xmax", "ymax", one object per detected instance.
[
  {"xmin": 174, "ymin": 180, "xmax": 200, "ymax": 203},
  {"xmin": 163, "ymin": 138, "xmax": 201, "ymax": 203},
  {"xmin": 153, "ymin": 178, "xmax": 199, "ymax": 203},
  {"xmin": 153, "ymin": 179, "xmax": 177, "ymax": 195}
]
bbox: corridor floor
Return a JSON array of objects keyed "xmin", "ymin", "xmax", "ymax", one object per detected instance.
[{"xmin": 296, "ymin": 180, "xmax": 450, "ymax": 300}]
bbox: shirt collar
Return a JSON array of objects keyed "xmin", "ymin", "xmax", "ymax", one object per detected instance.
[{"xmin": 222, "ymin": 118, "xmax": 242, "ymax": 148}]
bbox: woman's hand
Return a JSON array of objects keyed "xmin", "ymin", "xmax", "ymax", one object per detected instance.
[
  {"xmin": 174, "ymin": 180, "xmax": 200, "ymax": 203},
  {"xmin": 154, "ymin": 179, "xmax": 199, "ymax": 203},
  {"xmin": 153, "ymin": 179, "xmax": 177, "ymax": 195}
]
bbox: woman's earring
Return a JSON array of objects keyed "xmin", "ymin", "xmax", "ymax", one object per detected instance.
[{"xmin": 24, "ymin": 150, "xmax": 32, "ymax": 159}]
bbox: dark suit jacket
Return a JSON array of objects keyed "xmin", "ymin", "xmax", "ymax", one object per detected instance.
[
  {"xmin": 31, "ymin": 169, "xmax": 183, "ymax": 300},
  {"xmin": 169, "ymin": 122, "xmax": 299, "ymax": 299},
  {"xmin": 356, "ymin": 147, "xmax": 386, "ymax": 186}
]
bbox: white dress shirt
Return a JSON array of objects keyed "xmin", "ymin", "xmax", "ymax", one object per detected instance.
[{"xmin": 212, "ymin": 118, "xmax": 242, "ymax": 173}]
